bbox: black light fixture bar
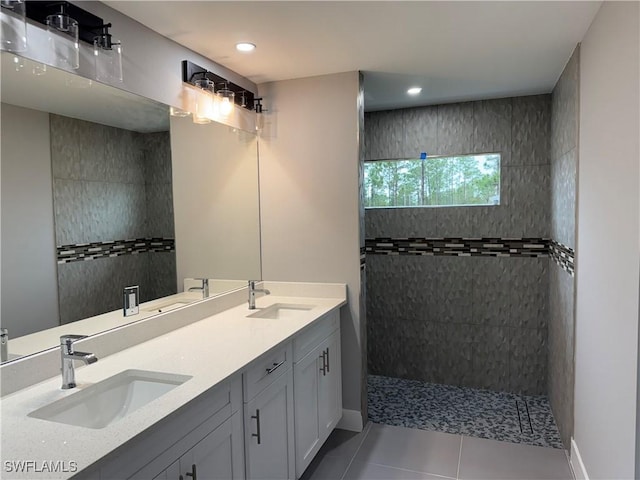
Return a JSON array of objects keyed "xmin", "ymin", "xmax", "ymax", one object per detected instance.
[
  {"xmin": 182, "ymin": 60, "xmax": 256, "ymax": 111},
  {"xmin": 24, "ymin": 1, "xmax": 107, "ymax": 46}
]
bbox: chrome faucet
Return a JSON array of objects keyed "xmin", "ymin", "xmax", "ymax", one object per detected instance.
[
  {"xmin": 1, "ymin": 328, "xmax": 8, "ymax": 362},
  {"xmin": 188, "ymin": 278, "xmax": 209, "ymax": 299},
  {"xmin": 60, "ymin": 335, "xmax": 98, "ymax": 389},
  {"xmin": 248, "ymin": 280, "xmax": 270, "ymax": 309}
]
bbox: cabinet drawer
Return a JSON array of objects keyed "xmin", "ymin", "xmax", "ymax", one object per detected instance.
[
  {"xmin": 293, "ymin": 309, "xmax": 339, "ymax": 362},
  {"xmin": 244, "ymin": 342, "xmax": 292, "ymax": 402}
]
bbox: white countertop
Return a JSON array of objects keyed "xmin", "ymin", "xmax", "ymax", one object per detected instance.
[{"xmin": 0, "ymin": 294, "xmax": 346, "ymax": 479}]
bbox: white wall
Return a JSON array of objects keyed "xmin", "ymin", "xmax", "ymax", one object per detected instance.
[
  {"xmin": 171, "ymin": 116, "xmax": 261, "ymax": 284},
  {"xmin": 258, "ymin": 72, "xmax": 363, "ymax": 418},
  {"xmin": 574, "ymin": 2, "xmax": 640, "ymax": 478},
  {"xmin": 1, "ymin": 103, "xmax": 59, "ymax": 338}
]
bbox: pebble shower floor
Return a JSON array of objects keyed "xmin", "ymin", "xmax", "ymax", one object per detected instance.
[{"xmin": 368, "ymin": 374, "xmax": 564, "ymax": 449}]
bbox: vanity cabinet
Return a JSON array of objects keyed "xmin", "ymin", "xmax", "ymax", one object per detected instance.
[
  {"xmin": 292, "ymin": 311, "xmax": 342, "ymax": 478},
  {"xmin": 243, "ymin": 343, "xmax": 295, "ymax": 480},
  {"xmin": 152, "ymin": 412, "xmax": 244, "ymax": 480},
  {"xmin": 93, "ymin": 376, "xmax": 244, "ymax": 480}
]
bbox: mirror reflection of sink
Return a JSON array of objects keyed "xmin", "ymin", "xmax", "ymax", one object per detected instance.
[
  {"xmin": 247, "ymin": 303, "xmax": 315, "ymax": 319},
  {"xmin": 142, "ymin": 301, "xmax": 191, "ymax": 313},
  {"xmin": 28, "ymin": 370, "xmax": 192, "ymax": 429}
]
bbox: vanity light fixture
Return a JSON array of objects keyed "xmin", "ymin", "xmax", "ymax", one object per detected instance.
[
  {"xmin": 45, "ymin": 3, "xmax": 79, "ymax": 70},
  {"xmin": 236, "ymin": 42, "xmax": 256, "ymax": 52},
  {"xmin": 192, "ymin": 78, "xmax": 214, "ymax": 124},
  {"xmin": 182, "ymin": 60, "xmax": 257, "ymax": 113},
  {"xmin": 1, "ymin": 0, "xmax": 27, "ymax": 52},
  {"xmin": 407, "ymin": 87, "xmax": 422, "ymax": 95},
  {"xmin": 23, "ymin": 1, "xmax": 125, "ymax": 80},
  {"xmin": 169, "ymin": 106, "xmax": 191, "ymax": 118},
  {"xmin": 93, "ymin": 23, "xmax": 122, "ymax": 83},
  {"xmin": 217, "ymin": 82, "xmax": 235, "ymax": 116}
]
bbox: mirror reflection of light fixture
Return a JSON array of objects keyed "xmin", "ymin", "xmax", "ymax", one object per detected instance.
[
  {"xmin": 193, "ymin": 78, "xmax": 214, "ymax": 124},
  {"xmin": 216, "ymin": 83, "xmax": 235, "ymax": 117},
  {"xmin": 93, "ymin": 23, "xmax": 122, "ymax": 83},
  {"xmin": 170, "ymin": 106, "xmax": 190, "ymax": 117},
  {"xmin": 1, "ymin": 0, "xmax": 27, "ymax": 52},
  {"xmin": 46, "ymin": 4, "xmax": 79, "ymax": 70}
]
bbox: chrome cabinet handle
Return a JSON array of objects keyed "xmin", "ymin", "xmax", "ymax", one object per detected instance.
[
  {"xmin": 251, "ymin": 409, "xmax": 261, "ymax": 444},
  {"xmin": 266, "ymin": 360, "xmax": 285, "ymax": 375},
  {"xmin": 185, "ymin": 464, "xmax": 197, "ymax": 480},
  {"xmin": 325, "ymin": 347, "xmax": 330, "ymax": 373}
]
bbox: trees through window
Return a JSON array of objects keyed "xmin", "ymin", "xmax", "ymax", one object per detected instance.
[{"xmin": 364, "ymin": 153, "xmax": 500, "ymax": 208}]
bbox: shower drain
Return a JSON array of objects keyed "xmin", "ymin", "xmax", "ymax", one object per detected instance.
[{"xmin": 516, "ymin": 399, "xmax": 534, "ymax": 434}]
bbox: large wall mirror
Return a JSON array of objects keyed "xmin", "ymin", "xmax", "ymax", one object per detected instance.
[{"xmin": 0, "ymin": 52, "xmax": 261, "ymax": 363}]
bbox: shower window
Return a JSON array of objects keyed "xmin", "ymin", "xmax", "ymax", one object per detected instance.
[{"xmin": 364, "ymin": 153, "xmax": 501, "ymax": 208}]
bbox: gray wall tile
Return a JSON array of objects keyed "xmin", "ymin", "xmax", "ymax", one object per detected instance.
[
  {"xmin": 471, "ymin": 257, "xmax": 511, "ymax": 327},
  {"xmin": 365, "ymin": 207, "xmax": 438, "ymax": 238},
  {"xmin": 548, "ymin": 262, "xmax": 574, "ymax": 447},
  {"xmin": 509, "ymin": 327, "xmax": 547, "ymax": 395},
  {"xmin": 365, "ymin": 94, "xmax": 554, "ymax": 394},
  {"xmin": 473, "ymin": 98, "xmax": 512, "ymax": 154},
  {"xmin": 507, "ymin": 165, "xmax": 550, "ymax": 238},
  {"xmin": 551, "ymin": 147, "xmax": 577, "ymax": 248},
  {"xmin": 402, "ymin": 106, "xmax": 438, "ymax": 158},
  {"xmin": 547, "ymin": 45, "xmax": 579, "ymax": 448},
  {"xmin": 51, "ymin": 115, "xmax": 176, "ymax": 326},
  {"xmin": 551, "ymin": 47, "xmax": 579, "ymax": 160},
  {"xmin": 437, "ymin": 102, "xmax": 474, "ymax": 155},
  {"xmin": 512, "ymin": 95, "xmax": 551, "ymax": 166}
]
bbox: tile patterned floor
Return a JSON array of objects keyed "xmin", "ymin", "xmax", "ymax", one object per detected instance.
[
  {"xmin": 368, "ymin": 375, "xmax": 564, "ymax": 449},
  {"xmin": 302, "ymin": 423, "xmax": 573, "ymax": 480}
]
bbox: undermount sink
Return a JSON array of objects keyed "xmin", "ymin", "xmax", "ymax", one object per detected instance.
[
  {"xmin": 28, "ymin": 370, "xmax": 192, "ymax": 429},
  {"xmin": 247, "ymin": 303, "xmax": 315, "ymax": 319}
]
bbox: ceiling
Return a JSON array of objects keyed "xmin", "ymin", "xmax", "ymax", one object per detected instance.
[{"xmin": 106, "ymin": 1, "xmax": 601, "ymax": 111}]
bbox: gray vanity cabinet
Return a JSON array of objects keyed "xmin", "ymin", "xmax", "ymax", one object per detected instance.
[
  {"xmin": 293, "ymin": 311, "xmax": 342, "ymax": 478},
  {"xmin": 94, "ymin": 376, "xmax": 244, "ymax": 480},
  {"xmin": 151, "ymin": 411, "xmax": 244, "ymax": 480},
  {"xmin": 243, "ymin": 343, "xmax": 296, "ymax": 480}
]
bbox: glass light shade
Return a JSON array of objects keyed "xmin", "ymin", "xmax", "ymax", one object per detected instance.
[
  {"xmin": 1, "ymin": 0, "xmax": 27, "ymax": 52},
  {"xmin": 193, "ymin": 79, "xmax": 214, "ymax": 124},
  {"xmin": 46, "ymin": 14, "xmax": 79, "ymax": 70},
  {"xmin": 217, "ymin": 88, "xmax": 235, "ymax": 117},
  {"xmin": 94, "ymin": 39, "xmax": 123, "ymax": 83}
]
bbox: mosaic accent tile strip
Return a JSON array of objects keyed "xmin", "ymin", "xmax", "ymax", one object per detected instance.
[
  {"xmin": 360, "ymin": 247, "xmax": 366, "ymax": 270},
  {"xmin": 549, "ymin": 240, "xmax": 575, "ymax": 276},
  {"xmin": 368, "ymin": 374, "xmax": 564, "ymax": 449},
  {"xmin": 365, "ymin": 237, "xmax": 549, "ymax": 257},
  {"xmin": 57, "ymin": 238, "xmax": 175, "ymax": 264}
]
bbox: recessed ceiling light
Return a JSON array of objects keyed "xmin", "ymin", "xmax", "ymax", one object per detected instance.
[
  {"xmin": 407, "ymin": 87, "xmax": 422, "ymax": 95},
  {"xmin": 236, "ymin": 42, "xmax": 256, "ymax": 52}
]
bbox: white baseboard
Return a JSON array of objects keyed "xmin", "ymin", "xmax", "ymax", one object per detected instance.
[
  {"xmin": 337, "ymin": 409, "xmax": 363, "ymax": 432},
  {"xmin": 570, "ymin": 437, "xmax": 589, "ymax": 480}
]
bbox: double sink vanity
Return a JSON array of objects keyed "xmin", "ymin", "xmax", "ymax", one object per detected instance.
[{"xmin": 0, "ymin": 282, "xmax": 346, "ymax": 479}]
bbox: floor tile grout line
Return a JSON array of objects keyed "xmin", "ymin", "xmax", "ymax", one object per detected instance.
[
  {"xmin": 456, "ymin": 435, "xmax": 463, "ymax": 480},
  {"xmin": 338, "ymin": 422, "xmax": 373, "ymax": 480},
  {"xmin": 362, "ymin": 461, "xmax": 458, "ymax": 480}
]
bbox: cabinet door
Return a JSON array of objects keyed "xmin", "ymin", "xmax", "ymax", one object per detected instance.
[
  {"xmin": 245, "ymin": 368, "xmax": 295, "ymax": 480},
  {"xmin": 318, "ymin": 329, "xmax": 342, "ymax": 439},
  {"xmin": 179, "ymin": 411, "xmax": 245, "ymax": 480},
  {"xmin": 293, "ymin": 344, "xmax": 323, "ymax": 478},
  {"xmin": 152, "ymin": 460, "xmax": 180, "ymax": 480}
]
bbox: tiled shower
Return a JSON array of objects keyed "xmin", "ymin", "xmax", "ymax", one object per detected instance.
[
  {"xmin": 51, "ymin": 115, "xmax": 177, "ymax": 324},
  {"xmin": 364, "ymin": 47, "xmax": 579, "ymax": 448}
]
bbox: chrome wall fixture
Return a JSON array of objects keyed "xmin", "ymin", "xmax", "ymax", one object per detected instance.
[{"xmin": 13, "ymin": 1, "xmax": 123, "ymax": 81}]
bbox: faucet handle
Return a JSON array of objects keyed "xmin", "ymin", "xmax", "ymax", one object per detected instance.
[{"xmin": 60, "ymin": 334, "xmax": 87, "ymax": 353}]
